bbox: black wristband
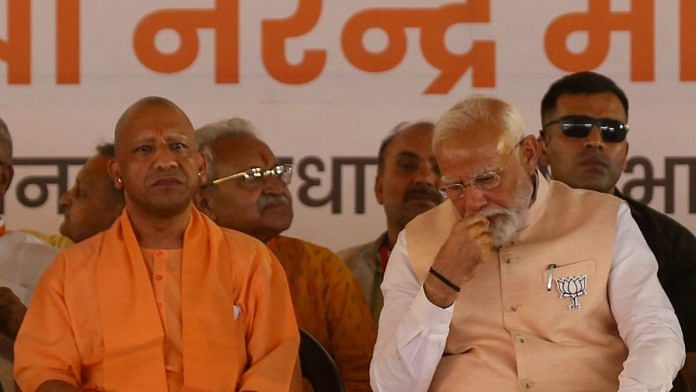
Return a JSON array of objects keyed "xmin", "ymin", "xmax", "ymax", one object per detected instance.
[{"xmin": 428, "ymin": 266, "xmax": 461, "ymax": 293}]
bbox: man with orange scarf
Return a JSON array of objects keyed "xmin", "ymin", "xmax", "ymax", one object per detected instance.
[{"xmin": 14, "ymin": 97, "xmax": 300, "ymax": 391}]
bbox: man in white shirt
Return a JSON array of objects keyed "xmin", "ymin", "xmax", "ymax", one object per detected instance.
[
  {"xmin": 0, "ymin": 118, "xmax": 58, "ymax": 392},
  {"xmin": 370, "ymin": 96, "xmax": 684, "ymax": 391}
]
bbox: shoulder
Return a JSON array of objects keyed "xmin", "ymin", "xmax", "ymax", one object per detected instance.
[
  {"xmin": 337, "ymin": 240, "xmax": 375, "ymax": 260},
  {"xmin": 21, "ymin": 230, "xmax": 74, "ymax": 249},
  {"xmin": 2, "ymin": 231, "xmax": 59, "ymax": 259},
  {"xmin": 407, "ymin": 200, "xmax": 459, "ymax": 233},
  {"xmin": 620, "ymin": 195, "xmax": 696, "ymax": 250},
  {"xmin": 52, "ymin": 231, "xmax": 107, "ymax": 270},
  {"xmin": 275, "ymin": 235, "xmax": 342, "ymax": 264},
  {"xmin": 337, "ymin": 237, "xmax": 381, "ymax": 269},
  {"xmin": 549, "ymin": 179, "xmax": 621, "ymax": 206},
  {"xmin": 624, "ymin": 197, "xmax": 694, "ymax": 234}
]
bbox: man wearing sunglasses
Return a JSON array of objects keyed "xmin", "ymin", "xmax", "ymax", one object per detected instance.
[
  {"xmin": 195, "ymin": 118, "xmax": 376, "ymax": 392},
  {"xmin": 539, "ymin": 71, "xmax": 696, "ymax": 383},
  {"xmin": 370, "ymin": 95, "xmax": 684, "ymax": 391}
]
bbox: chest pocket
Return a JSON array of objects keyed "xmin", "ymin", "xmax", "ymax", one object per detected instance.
[{"xmin": 542, "ymin": 259, "xmax": 597, "ymax": 311}]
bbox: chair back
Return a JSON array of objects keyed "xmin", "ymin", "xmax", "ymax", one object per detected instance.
[
  {"xmin": 672, "ymin": 370, "xmax": 693, "ymax": 392},
  {"xmin": 299, "ymin": 328, "xmax": 344, "ymax": 392}
]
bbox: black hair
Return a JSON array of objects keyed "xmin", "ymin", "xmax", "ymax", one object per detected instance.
[{"xmin": 540, "ymin": 71, "xmax": 629, "ymax": 122}]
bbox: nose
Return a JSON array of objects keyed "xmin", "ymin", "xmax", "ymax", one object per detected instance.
[
  {"xmin": 461, "ymin": 185, "xmax": 488, "ymax": 214},
  {"xmin": 583, "ymin": 126, "xmax": 604, "ymax": 150},
  {"xmin": 153, "ymin": 147, "xmax": 178, "ymax": 170},
  {"xmin": 413, "ymin": 164, "xmax": 437, "ymax": 187},
  {"xmin": 262, "ymin": 175, "xmax": 287, "ymax": 194},
  {"xmin": 58, "ymin": 189, "xmax": 72, "ymax": 214}
]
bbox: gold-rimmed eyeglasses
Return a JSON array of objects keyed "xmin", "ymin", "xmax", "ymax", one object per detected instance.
[
  {"xmin": 438, "ymin": 141, "xmax": 522, "ymax": 200},
  {"xmin": 201, "ymin": 164, "xmax": 293, "ymax": 189}
]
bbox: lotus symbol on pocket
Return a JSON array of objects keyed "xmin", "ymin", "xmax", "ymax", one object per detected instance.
[{"xmin": 556, "ymin": 275, "xmax": 587, "ymax": 310}]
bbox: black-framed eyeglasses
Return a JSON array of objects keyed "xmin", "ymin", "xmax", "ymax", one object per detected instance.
[
  {"xmin": 542, "ymin": 115, "xmax": 629, "ymax": 143},
  {"xmin": 201, "ymin": 164, "xmax": 293, "ymax": 189},
  {"xmin": 438, "ymin": 140, "xmax": 522, "ymax": 200}
]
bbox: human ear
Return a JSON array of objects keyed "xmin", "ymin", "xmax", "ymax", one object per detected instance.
[
  {"xmin": 374, "ymin": 175, "xmax": 384, "ymax": 205},
  {"xmin": 107, "ymin": 159, "xmax": 123, "ymax": 190}
]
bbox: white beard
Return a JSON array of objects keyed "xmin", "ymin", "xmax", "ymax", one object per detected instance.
[{"xmin": 481, "ymin": 176, "xmax": 533, "ymax": 248}]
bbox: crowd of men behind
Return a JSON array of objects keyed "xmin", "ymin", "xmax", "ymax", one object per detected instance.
[{"xmin": 0, "ymin": 71, "xmax": 694, "ymax": 391}]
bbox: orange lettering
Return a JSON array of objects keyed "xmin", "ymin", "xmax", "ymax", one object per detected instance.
[
  {"xmin": 56, "ymin": 0, "xmax": 80, "ymax": 84},
  {"xmin": 341, "ymin": 1, "xmax": 494, "ymax": 94},
  {"xmin": 0, "ymin": 0, "xmax": 31, "ymax": 84},
  {"xmin": 419, "ymin": 2, "xmax": 494, "ymax": 93},
  {"xmin": 262, "ymin": 0, "xmax": 325, "ymax": 84},
  {"xmin": 545, "ymin": 0, "xmax": 654, "ymax": 81},
  {"xmin": 133, "ymin": 0, "xmax": 238, "ymax": 83},
  {"xmin": 681, "ymin": 0, "xmax": 696, "ymax": 80}
]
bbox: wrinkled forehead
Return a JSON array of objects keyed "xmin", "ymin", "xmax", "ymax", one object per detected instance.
[
  {"xmin": 436, "ymin": 129, "xmax": 513, "ymax": 180},
  {"xmin": 211, "ymin": 135, "xmax": 278, "ymax": 173}
]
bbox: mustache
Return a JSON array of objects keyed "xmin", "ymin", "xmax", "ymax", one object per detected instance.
[
  {"xmin": 258, "ymin": 194, "xmax": 291, "ymax": 210},
  {"xmin": 403, "ymin": 183, "xmax": 443, "ymax": 203},
  {"xmin": 480, "ymin": 206, "xmax": 513, "ymax": 219}
]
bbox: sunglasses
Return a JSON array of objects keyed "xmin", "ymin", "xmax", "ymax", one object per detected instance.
[
  {"xmin": 201, "ymin": 164, "xmax": 293, "ymax": 189},
  {"xmin": 542, "ymin": 115, "xmax": 629, "ymax": 143}
]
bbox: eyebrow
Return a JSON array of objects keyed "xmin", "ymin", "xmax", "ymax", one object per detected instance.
[{"xmin": 396, "ymin": 151, "xmax": 422, "ymax": 160}]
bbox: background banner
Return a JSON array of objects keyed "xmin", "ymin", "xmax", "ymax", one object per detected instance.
[{"xmin": 1, "ymin": 0, "xmax": 694, "ymax": 251}]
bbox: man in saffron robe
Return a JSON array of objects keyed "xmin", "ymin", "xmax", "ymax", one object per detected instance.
[
  {"xmin": 14, "ymin": 97, "xmax": 300, "ymax": 391},
  {"xmin": 194, "ymin": 118, "xmax": 376, "ymax": 392}
]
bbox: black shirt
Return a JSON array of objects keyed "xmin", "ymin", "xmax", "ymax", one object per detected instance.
[{"xmin": 617, "ymin": 190, "xmax": 696, "ymax": 352}]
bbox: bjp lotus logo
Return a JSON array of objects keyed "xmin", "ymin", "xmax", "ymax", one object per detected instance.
[{"xmin": 556, "ymin": 275, "xmax": 587, "ymax": 310}]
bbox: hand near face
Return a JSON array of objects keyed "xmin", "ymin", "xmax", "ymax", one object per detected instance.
[
  {"xmin": 424, "ymin": 213, "xmax": 492, "ymax": 308},
  {"xmin": 0, "ymin": 286, "xmax": 27, "ymax": 340}
]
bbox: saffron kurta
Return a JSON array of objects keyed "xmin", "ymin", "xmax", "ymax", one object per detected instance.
[
  {"xmin": 14, "ymin": 208, "xmax": 300, "ymax": 391},
  {"xmin": 268, "ymin": 236, "xmax": 376, "ymax": 392}
]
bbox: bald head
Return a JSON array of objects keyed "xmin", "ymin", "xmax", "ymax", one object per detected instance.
[
  {"xmin": 108, "ymin": 96, "xmax": 204, "ymax": 220},
  {"xmin": 114, "ymin": 96, "xmax": 194, "ymax": 153}
]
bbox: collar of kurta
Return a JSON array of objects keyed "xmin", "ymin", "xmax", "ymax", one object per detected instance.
[{"xmin": 96, "ymin": 207, "xmax": 240, "ymax": 390}]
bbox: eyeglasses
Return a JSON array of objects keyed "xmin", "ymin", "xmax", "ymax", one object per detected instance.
[
  {"xmin": 542, "ymin": 115, "xmax": 629, "ymax": 143},
  {"xmin": 201, "ymin": 164, "xmax": 293, "ymax": 189},
  {"xmin": 438, "ymin": 141, "xmax": 521, "ymax": 200}
]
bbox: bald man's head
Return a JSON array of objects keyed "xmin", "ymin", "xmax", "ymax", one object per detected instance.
[
  {"xmin": 108, "ymin": 96, "xmax": 205, "ymax": 219},
  {"xmin": 114, "ymin": 96, "xmax": 194, "ymax": 153}
]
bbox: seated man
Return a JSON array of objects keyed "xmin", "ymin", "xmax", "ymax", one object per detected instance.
[
  {"xmin": 370, "ymin": 96, "xmax": 684, "ymax": 391},
  {"xmin": 0, "ymin": 118, "xmax": 58, "ymax": 392},
  {"xmin": 59, "ymin": 143, "xmax": 125, "ymax": 244},
  {"xmin": 338, "ymin": 121, "xmax": 442, "ymax": 321},
  {"xmin": 14, "ymin": 97, "xmax": 300, "ymax": 391},
  {"xmin": 538, "ymin": 72, "xmax": 696, "ymax": 382},
  {"xmin": 195, "ymin": 118, "xmax": 376, "ymax": 392},
  {"xmin": 27, "ymin": 143, "xmax": 126, "ymax": 248}
]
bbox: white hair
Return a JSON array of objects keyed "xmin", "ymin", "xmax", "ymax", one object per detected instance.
[
  {"xmin": 195, "ymin": 117, "xmax": 257, "ymax": 178},
  {"xmin": 433, "ymin": 95, "xmax": 525, "ymax": 150}
]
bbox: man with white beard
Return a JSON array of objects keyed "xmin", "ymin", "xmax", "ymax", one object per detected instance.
[{"xmin": 370, "ymin": 96, "xmax": 685, "ymax": 391}]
